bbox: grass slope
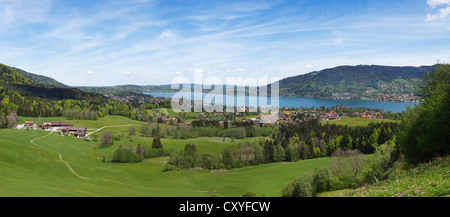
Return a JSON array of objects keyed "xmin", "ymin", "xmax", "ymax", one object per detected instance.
[
  {"xmin": 321, "ymin": 116, "xmax": 397, "ymax": 127},
  {"xmin": 349, "ymin": 157, "xmax": 449, "ymax": 197},
  {"xmin": 0, "ymin": 126, "xmax": 329, "ymax": 196},
  {"xmin": 318, "ymin": 156, "xmax": 449, "ymax": 197}
]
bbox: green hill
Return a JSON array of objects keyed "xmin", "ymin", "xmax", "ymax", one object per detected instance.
[
  {"xmin": 12, "ymin": 67, "xmax": 70, "ymax": 88},
  {"xmin": 0, "ymin": 63, "xmax": 132, "ymax": 118},
  {"xmin": 0, "ymin": 127, "xmax": 329, "ymax": 196},
  {"xmin": 276, "ymin": 65, "xmax": 435, "ymax": 98}
]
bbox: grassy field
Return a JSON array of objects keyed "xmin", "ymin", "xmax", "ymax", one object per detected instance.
[
  {"xmin": 0, "ymin": 121, "xmax": 329, "ymax": 196},
  {"xmin": 321, "ymin": 116, "xmax": 397, "ymax": 127},
  {"xmin": 4, "ymin": 115, "xmax": 412, "ymax": 197},
  {"xmin": 318, "ymin": 156, "xmax": 449, "ymax": 197}
]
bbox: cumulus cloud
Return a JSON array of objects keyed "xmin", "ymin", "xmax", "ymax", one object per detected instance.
[
  {"xmin": 427, "ymin": 0, "xmax": 450, "ymax": 9},
  {"xmin": 426, "ymin": 6, "xmax": 450, "ymax": 20},
  {"xmin": 426, "ymin": 0, "xmax": 450, "ymax": 21}
]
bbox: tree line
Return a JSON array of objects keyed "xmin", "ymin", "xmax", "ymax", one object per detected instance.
[
  {"xmin": 282, "ymin": 143, "xmax": 396, "ymax": 197},
  {"xmin": 163, "ymin": 119, "xmax": 397, "ymax": 171},
  {"xmin": 139, "ymin": 122, "xmax": 273, "ymax": 140},
  {"xmin": 98, "ymin": 130, "xmax": 169, "ymax": 163},
  {"xmin": 282, "ymin": 63, "xmax": 450, "ymax": 197}
]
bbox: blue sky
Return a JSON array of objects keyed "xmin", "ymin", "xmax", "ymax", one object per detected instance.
[{"xmin": 1, "ymin": 0, "xmax": 450, "ymax": 86}]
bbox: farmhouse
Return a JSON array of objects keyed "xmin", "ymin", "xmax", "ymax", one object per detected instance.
[
  {"xmin": 24, "ymin": 121, "xmax": 34, "ymax": 128},
  {"xmin": 42, "ymin": 122, "xmax": 71, "ymax": 129},
  {"xmin": 61, "ymin": 127, "xmax": 87, "ymax": 138}
]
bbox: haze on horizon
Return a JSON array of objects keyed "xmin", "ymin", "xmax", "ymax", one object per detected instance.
[{"xmin": 1, "ymin": 0, "xmax": 450, "ymax": 87}]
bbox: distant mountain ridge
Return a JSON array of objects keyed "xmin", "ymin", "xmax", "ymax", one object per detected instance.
[
  {"xmin": 1, "ymin": 63, "xmax": 436, "ymax": 103},
  {"xmin": 275, "ymin": 64, "xmax": 435, "ymax": 99}
]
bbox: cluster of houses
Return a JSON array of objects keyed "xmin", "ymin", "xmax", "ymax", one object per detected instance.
[
  {"xmin": 365, "ymin": 93, "xmax": 423, "ymax": 102},
  {"xmin": 104, "ymin": 94, "xmax": 166, "ymax": 105},
  {"xmin": 353, "ymin": 111, "xmax": 384, "ymax": 119},
  {"xmin": 273, "ymin": 106, "xmax": 389, "ymax": 123},
  {"xmin": 19, "ymin": 121, "xmax": 87, "ymax": 138},
  {"xmin": 156, "ymin": 115, "xmax": 190, "ymax": 126}
]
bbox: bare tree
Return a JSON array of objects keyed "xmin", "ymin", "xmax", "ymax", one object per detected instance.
[
  {"xmin": 129, "ymin": 126, "xmax": 135, "ymax": 136},
  {"xmin": 329, "ymin": 149, "xmax": 366, "ymax": 180},
  {"xmin": 36, "ymin": 118, "xmax": 42, "ymax": 129},
  {"xmin": 100, "ymin": 130, "xmax": 113, "ymax": 148},
  {"xmin": 7, "ymin": 110, "xmax": 17, "ymax": 128}
]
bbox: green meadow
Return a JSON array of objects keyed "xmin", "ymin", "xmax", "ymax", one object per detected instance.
[
  {"xmin": 3, "ymin": 115, "xmax": 407, "ymax": 197},
  {"xmin": 1, "ymin": 115, "xmax": 330, "ymax": 197},
  {"xmin": 321, "ymin": 116, "xmax": 397, "ymax": 127}
]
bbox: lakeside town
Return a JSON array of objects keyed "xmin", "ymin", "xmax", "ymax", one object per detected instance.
[
  {"xmin": 100, "ymin": 92, "xmax": 401, "ymax": 126},
  {"xmin": 332, "ymin": 92, "xmax": 423, "ymax": 102},
  {"xmin": 14, "ymin": 90, "xmax": 402, "ymax": 138}
]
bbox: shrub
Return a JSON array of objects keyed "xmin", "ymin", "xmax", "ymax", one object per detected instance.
[
  {"xmin": 242, "ymin": 191, "xmax": 259, "ymax": 197},
  {"xmin": 312, "ymin": 167, "xmax": 332, "ymax": 193},
  {"xmin": 144, "ymin": 148, "xmax": 169, "ymax": 158},
  {"xmin": 360, "ymin": 144, "xmax": 393, "ymax": 184},
  {"xmin": 162, "ymin": 163, "xmax": 177, "ymax": 172},
  {"xmin": 281, "ymin": 174, "xmax": 315, "ymax": 197},
  {"xmin": 198, "ymin": 152, "xmax": 223, "ymax": 170},
  {"xmin": 112, "ymin": 145, "xmax": 143, "ymax": 163},
  {"xmin": 167, "ymin": 144, "xmax": 199, "ymax": 169}
]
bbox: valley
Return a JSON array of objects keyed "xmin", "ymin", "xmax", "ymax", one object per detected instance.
[{"xmin": 0, "ymin": 117, "xmax": 330, "ymax": 196}]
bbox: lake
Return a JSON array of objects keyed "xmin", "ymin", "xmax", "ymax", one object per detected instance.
[{"xmin": 145, "ymin": 92, "xmax": 418, "ymax": 113}]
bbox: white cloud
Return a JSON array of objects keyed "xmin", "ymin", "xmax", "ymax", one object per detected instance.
[
  {"xmin": 189, "ymin": 68, "xmax": 205, "ymax": 73},
  {"xmin": 332, "ymin": 30, "xmax": 344, "ymax": 44},
  {"xmin": 159, "ymin": 30, "xmax": 176, "ymax": 39},
  {"xmin": 333, "ymin": 38, "xmax": 344, "ymax": 44},
  {"xmin": 305, "ymin": 64, "xmax": 314, "ymax": 69},
  {"xmin": 171, "ymin": 71, "xmax": 182, "ymax": 75},
  {"xmin": 0, "ymin": 0, "xmax": 51, "ymax": 27},
  {"xmin": 426, "ymin": 6, "xmax": 450, "ymax": 20},
  {"xmin": 87, "ymin": 70, "xmax": 96, "ymax": 74},
  {"xmin": 427, "ymin": 0, "xmax": 450, "ymax": 9},
  {"xmin": 426, "ymin": 0, "xmax": 450, "ymax": 21},
  {"xmin": 124, "ymin": 71, "xmax": 136, "ymax": 75}
]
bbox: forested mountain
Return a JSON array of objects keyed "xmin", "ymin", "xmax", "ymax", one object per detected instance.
[
  {"xmin": 12, "ymin": 67, "xmax": 70, "ymax": 88},
  {"xmin": 276, "ymin": 65, "xmax": 435, "ymax": 99},
  {"xmin": 0, "ymin": 63, "xmax": 135, "ymax": 122},
  {"xmin": 77, "ymin": 84, "xmax": 176, "ymax": 95}
]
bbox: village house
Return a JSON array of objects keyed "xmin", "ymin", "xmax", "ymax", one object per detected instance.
[
  {"xmin": 42, "ymin": 122, "xmax": 71, "ymax": 130},
  {"xmin": 24, "ymin": 121, "xmax": 34, "ymax": 128},
  {"xmin": 61, "ymin": 127, "xmax": 87, "ymax": 138}
]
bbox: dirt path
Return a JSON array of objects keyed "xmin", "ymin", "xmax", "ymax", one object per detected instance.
[
  {"xmin": 29, "ymin": 128, "xmax": 213, "ymax": 195},
  {"xmin": 30, "ymin": 131, "xmax": 90, "ymax": 180},
  {"xmin": 29, "ymin": 124, "xmax": 141, "ymax": 181},
  {"xmin": 85, "ymin": 124, "xmax": 140, "ymax": 136}
]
